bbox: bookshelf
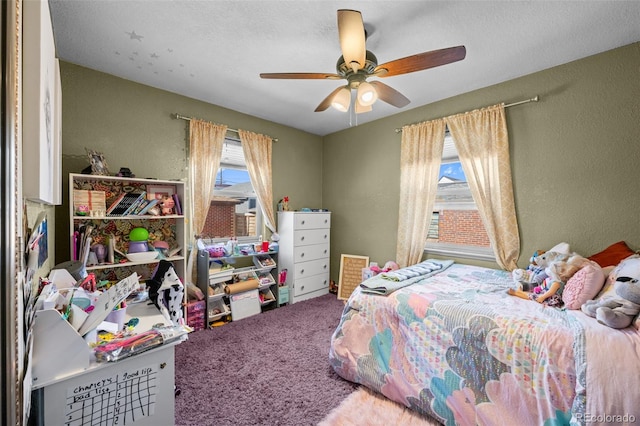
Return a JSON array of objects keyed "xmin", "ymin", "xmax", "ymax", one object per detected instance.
[{"xmin": 69, "ymin": 173, "xmax": 186, "ymax": 287}]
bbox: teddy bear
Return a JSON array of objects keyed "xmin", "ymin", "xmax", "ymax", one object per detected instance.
[
  {"xmin": 511, "ymin": 250, "xmax": 548, "ymax": 291},
  {"xmin": 581, "ymin": 256, "xmax": 640, "ymax": 329}
]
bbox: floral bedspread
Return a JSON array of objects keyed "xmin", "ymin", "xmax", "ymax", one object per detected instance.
[{"xmin": 329, "ymin": 262, "xmax": 586, "ymax": 426}]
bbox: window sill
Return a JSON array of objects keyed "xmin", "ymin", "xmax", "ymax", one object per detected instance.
[{"xmin": 424, "ymin": 243, "xmax": 495, "ymax": 262}]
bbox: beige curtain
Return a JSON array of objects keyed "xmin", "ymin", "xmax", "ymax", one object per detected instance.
[
  {"xmin": 187, "ymin": 119, "xmax": 226, "ymax": 282},
  {"xmin": 396, "ymin": 119, "xmax": 446, "ymax": 267},
  {"xmin": 445, "ymin": 104, "xmax": 520, "ymax": 270},
  {"xmin": 238, "ymin": 129, "xmax": 276, "ymax": 234}
]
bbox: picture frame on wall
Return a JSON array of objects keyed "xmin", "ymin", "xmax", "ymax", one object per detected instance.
[
  {"xmin": 337, "ymin": 254, "xmax": 370, "ymax": 300},
  {"xmin": 86, "ymin": 149, "xmax": 110, "ymax": 176},
  {"xmin": 22, "ymin": 0, "xmax": 62, "ymax": 205}
]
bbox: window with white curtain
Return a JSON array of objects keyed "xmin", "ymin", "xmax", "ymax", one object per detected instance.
[
  {"xmin": 425, "ymin": 132, "xmax": 495, "ymax": 261},
  {"xmin": 205, "ymin": 138, "xmax": 263, "ymax": 240}
]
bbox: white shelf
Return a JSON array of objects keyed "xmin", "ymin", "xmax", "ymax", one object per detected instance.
[
  {"xmin": 85, "ymin": 255, "xmax": 185, "ymax": 271},
  {"xmin": 69, "ymin": 173, "xmax": 187, "ymax": 288},
  {"xmin": 73, "ymin": 214, "xmax": 184, "ymax": 220}
]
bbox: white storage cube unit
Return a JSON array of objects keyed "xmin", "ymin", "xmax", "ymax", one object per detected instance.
[
  {"xmin": 278, "ymin": 211, "xmax": 331, "ymax": 304},
  {"xmin": 229, "ymin": 289, "xmax": 261, "ymax": 321}
]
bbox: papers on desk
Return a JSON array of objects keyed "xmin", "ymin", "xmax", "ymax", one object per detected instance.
[
  {"xmin": 78, "ymin": 273, "xmax": 140, "ymax": 336},
  {"xmin": 36, "ymin": 272, "xmax": 141, "ymax": 336}
]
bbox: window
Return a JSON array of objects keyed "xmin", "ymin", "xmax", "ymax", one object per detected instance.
[
  {"xmin": 425, "ymin": 132, "xmax": 495, "ymax": 261},
  {"xmin": 202, "ymin": 138, "xmax": 263, "ymax": 240}
]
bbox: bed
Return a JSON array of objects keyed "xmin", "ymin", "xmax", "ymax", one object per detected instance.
[{"xmin": 329, "ymin": 260, "xmax": 640, "ymax": 425}]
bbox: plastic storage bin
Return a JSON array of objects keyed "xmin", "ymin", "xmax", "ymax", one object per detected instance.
[
  {"xmin": 229, "ymin": 289, "xmax": 261, "ymax": 321},
  {"xmin": 278, "ymin": 286, "xmax": 289, "ymax": 305},
  {"xmin": 186, "ymin": 300, "xmax": 206, "ymax": 331},
  {"xmin": 208, "ymin": 298, "xmax": 230, "ymax": 322}
]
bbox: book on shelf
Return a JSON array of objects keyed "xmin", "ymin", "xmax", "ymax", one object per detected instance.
[
  {"xmin": 132, "ymin": 198, "xmax": 150, "ymax": 215},
  {"xmin": 138, "ymin": 199, "xmax": 159, "ymax": 215},
  {"xmin": 75, "ymin": 224, "xmax": 94, "ymax": 262},
  {"xmin": 73, "ymin": 190, "xmax": 106, "ymax": 216},
  {"xmin": 172, "ymin": 193, "xmax": 182, "ymax": 215},
  {"xmin": 107, "ymin": 192, "xmax": 145, "ymax": 216},
  {"xmin": 122, "ymin": 192, "xmax": 147, "ymax": 216},
  {"xmin": 106, "ymin": 193, "xmax": 126, "ymax": 215}
]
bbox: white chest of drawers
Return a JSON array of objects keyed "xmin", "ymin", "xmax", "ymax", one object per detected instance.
[{"xmin": 277, "ymin": 211, "xmax": 331, "ymax": 304}]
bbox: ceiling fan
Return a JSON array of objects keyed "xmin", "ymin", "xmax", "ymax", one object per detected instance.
[{"xmin": 260, "ymin": 9, "xmax": 466, "ymax": 113}]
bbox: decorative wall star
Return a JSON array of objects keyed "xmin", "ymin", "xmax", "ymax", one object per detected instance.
[{"xmin": 126, "ymin": 30, "xmax": 143, "ymax": 41}]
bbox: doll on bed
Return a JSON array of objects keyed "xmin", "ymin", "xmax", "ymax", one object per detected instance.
[
  {"xmin": 508, "ymin": 254, "xmax": 587, "ymax": 307},
  {"xmin": 508, "ymin": 276, "xmax": 564, "ymax": 306}
]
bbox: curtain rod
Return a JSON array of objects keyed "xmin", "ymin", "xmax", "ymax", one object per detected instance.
[
  {"xmin": 394, "ymin": 95, "xmax": 539, "ymax": 133},
  {"xmin": 173, "ymin": 113, "xmax": 278, "ymax": 142}
]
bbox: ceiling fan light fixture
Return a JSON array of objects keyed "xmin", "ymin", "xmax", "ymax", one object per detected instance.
[
  {"xmin": 331, "ymin": 87, "xmax": 351, "ymax": 112},
  {"xmin": 355, "ymin": 99, "xmax": 372, "ymax": 114},
  {"xmin": 357, "ymin": 81, "xmax": 378, "ymax": 106}
]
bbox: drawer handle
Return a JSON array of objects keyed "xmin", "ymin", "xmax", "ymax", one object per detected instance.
[
  {"xmin": 323, "ymin": 249, "xmax": 327, "ymax": 254},
  {"xmin": 300, "ymin": 252, "xmax": 305, "ymax": 258},
  {"xmin": 324, "ymin": 219, "xmax": 328, "ymax": 223},
  {"xmin": 301, "ymin": 220, "xmax": 305, "ymax": 225},
  {"xmin": 300, "ymin": 269, "xmax": 304, "ymax": 274},
  {"xmin": 301, "ymin": 285, "xmax": 305, "ymax": 291},
  {"xmin": 323, "ymin": 264, "xmax": 327, "ymax": 269},
  {"xmin": 324, "ymin": 234, "xmax": 327, "ymax": 239},
  {"xmin": 323, "ymin": 280, "xmax": 327, "ymax": 285},
  {"xmin": 300, "ymin": 236, "xmax": 305, "ymax": 241}
]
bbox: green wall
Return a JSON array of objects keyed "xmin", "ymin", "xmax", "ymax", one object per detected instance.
[
  {"xmin": 57, "ymin": 42, "xmax": 640, "ymax": 281},
  {"xmin": 323, "ymin": 42, "xmax": 640, "ymax": 272},
  {"xmin": 55, "ymin": 62, "xmax": 324, "ymax": 262}
]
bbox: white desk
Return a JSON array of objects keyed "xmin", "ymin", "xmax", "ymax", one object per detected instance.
[{"xmin": 30, "ymin": 302, "xmax": 183, "ymax": 426}]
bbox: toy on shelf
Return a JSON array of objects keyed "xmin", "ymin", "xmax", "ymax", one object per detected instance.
[{"xmin": 128, "ymin": 227, "xmax": 149, "ymax": 254}]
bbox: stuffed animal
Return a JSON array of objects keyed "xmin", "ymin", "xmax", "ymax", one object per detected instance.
[
  {"xmin": 511, "ymin": 250, "xmax": 572, "ymax": 291},
  {"xmin": 511, "ymin": 250, "xmax": 548, "ymax": 291},
  {"xmin": 581, "ymin": 256, "xmax": 640, "ymax": 328},
  {"xmin": 509, "ymin": 252, "xmax": 588, "ymax": 306},
  {"xmin": 147, "ymin": 260, "xmax": 184, "ymax": 326}
]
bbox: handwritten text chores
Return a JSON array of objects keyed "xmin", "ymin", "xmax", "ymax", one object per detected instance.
[{"xmin": 64, "ymin": 365, "xmax": 158, "ymax": 426}]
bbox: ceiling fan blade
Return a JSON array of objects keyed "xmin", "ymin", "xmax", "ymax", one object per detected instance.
[
  {"xmin": 260, "ymin": 72, "xmax": 342, "ymax": 80},
  {"xmin": 369, "ymin": 81, "xmax": 410, "ymax": 108},
  {"xmin": 337, "ymin": 9, "xmax": 366, "ymax": 72},
  {"xmin": 315, "ymin": 86, "xmax": 348, "ymax": 112},
  {"xmin": 374, "ymin": 45, "xmax": 466, "ymax": 77}
]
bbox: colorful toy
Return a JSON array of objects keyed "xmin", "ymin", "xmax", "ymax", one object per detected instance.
[
  {"xmin": 129, "ymin": 227, "xmax": 149, "ymax": 242},
  {"xmin": 76, "ymin": 205, "xmax": 90, "ymax": 216},
  {"xmin": 160, "ymin": 195, "xmax": 175, "ymax": 215},
  {"xmin": 511, "ymin": 250, "xmax": 548, "ymax": 291}
]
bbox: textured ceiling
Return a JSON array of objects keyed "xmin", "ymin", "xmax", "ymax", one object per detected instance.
[{"xmin": 49, "ymin": 1, "xmax": 640, "ymax": 136}]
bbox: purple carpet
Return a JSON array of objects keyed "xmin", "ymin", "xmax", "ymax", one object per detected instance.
[{"xmin": 174, "ymin": 293, "xmax": 358, "ymax": 425}]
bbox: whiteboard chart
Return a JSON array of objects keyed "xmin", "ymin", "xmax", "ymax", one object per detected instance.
[{"xmin": 64, "ymin": 365, "xmax": 158, "ymax": 426}]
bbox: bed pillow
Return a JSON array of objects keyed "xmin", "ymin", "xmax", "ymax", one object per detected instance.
[
  {"xmin": 588, "ymin": 241, "xmax": 636, "ymax": 267},
  {"xmin": 562, "ymin": 263, "xmax": 606, "ymax": 310}
]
